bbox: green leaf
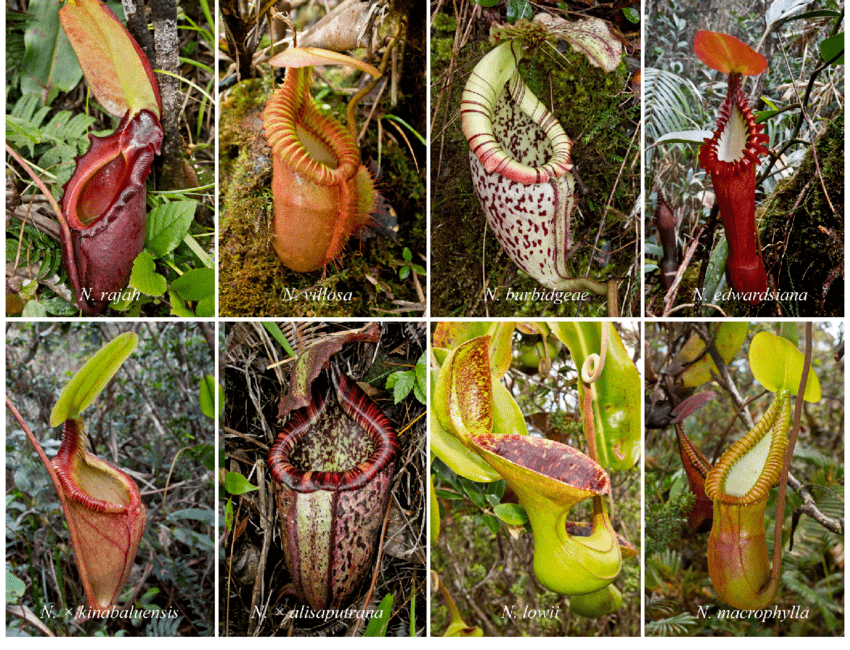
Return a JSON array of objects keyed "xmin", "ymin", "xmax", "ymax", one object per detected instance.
[
  {"xmin": 50, "ymin": 331, "xmax": 138, "ymax": 426},
  {"xmin": 262, "ymin": 322, "xmax": 296, "ymax": 357},
  {"xmin": 402, "ymin": 247, "xmax": 413, "ymax": 263},
  {"xmin": 364, "ymin": 593, "xmax": 393, "ymax": 636},
  {"xmin": 129, "ymin": 251, "xmax": 167, "ymax": 297},
  {"xmin": 485, "ymin": 479, "xmax": 505, "ymax": 500},
  {"xmin": 399, "ymin": 266, "xmax": 411, "ymax": 280},
  {"xmin": 22, "ymin": 300, "xmax": 47, "ymax": 317},
  {"xmin": 168, "ymin": 290, "xmax": 194, "ymax": 317},
  {"xmin": 430, "ymin": 475, "xmax": 440, "ymax": 545},
  {"xmin": 170, "ymin": 268, "xmax": 214, "ymax": 302},
  {"xmin": 415, "ymin": 351, "xmax": 427, "ymax": 390},
  {"xmin": 701, "ymin": 238, "xmax": 727, "ymax": 315},
  {"xmin": 6, "ymin": 571, "xmax": 26, "ymax": 602},
  {"xmin": 413, "ymin": 382, "xmax": 425, "ymax": 405},
  {"xmin": 494, "ymin": 503, "xmax": 529, "ymax": 526},
  {"xmin": 645, "ymin": 242, "xmax": 664, "ymax": 258},
  {"xmin": 470, "ymin": 0, "xmax": 499, "ymax": 6},
  {"xmin": 224, "ymin": 471, "xmax": 257, "ymax": 495},
  {"xmin": 224, "ymin": 498, "xmax": 233, "ymax": 535},
  {"xmin": 779, "ymin": 322, "xmax": 799, "ymax": 347},
  {"xmin": 181, "ymin": 232, "xmax": 214, "ymax": 268},
  {"xmin": 108, "ymin": 287, "xmax": 138, "ymax": 312},
  {"xmin": 482, "ymin": 514, "xmax": 500, "ymax": 535},
  {"xmin": 145, "ymin": 200, "xmax": 197, "ymax": 257},
  {"xmin": 749, "ymin": 331, "xmax": 821, "ymax": 401},
  {"xmin": 458, "ymin": 477, "xmax": 486, "ymax": 509},
  {"xmin": 22, "ymin": 0, "xmax": 83, "ymax": 96},
  {"xmin": 653, "ymin": 130, "xmax": 713, "ymax": 146},
  {"xmin": 819, "ymin": 33, "xmax": 844, "ymax": 65},
  {"xmin": 622, "ymin": 7, "xmax": 640, "ymax": 23},
  {"xmin": 435, "ymin": 489, "xmax": 465, "ymax": 501},
  {"xmin": 196, "ymin": 294, "xmax": 214, "ymax": 317},
  {"xmin": 388, "ymin": 370, "xmax": 415, "ymax": 404},
  {"xmin": 199, "ymin": 375, "xmax": 220, "ymax": 419},
  {"xmin": 41, "ymin": 297, "xmax": 79, "ymax": 316},
  {"xmin": 506, "ymin": 0, "xmax": 534, "ymax": 23},
  {"xmin": 167, "ymin": 508, "xmax": 215, "ymax": 526}
]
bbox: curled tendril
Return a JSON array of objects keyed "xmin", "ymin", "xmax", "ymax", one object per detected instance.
[{"xmin": 581, "ymin": 323, "xmax": 610, "ymax": 385}]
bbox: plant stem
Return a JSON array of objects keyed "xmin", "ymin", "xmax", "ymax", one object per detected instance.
[{"xmin": 767, "ymin": 322, "xmax": 813, "ymax": 588}]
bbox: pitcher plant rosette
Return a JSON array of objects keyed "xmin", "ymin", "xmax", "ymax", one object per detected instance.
[{"xmin": 430, "ymin": 321, "xmax": 640, "ymax": 633}]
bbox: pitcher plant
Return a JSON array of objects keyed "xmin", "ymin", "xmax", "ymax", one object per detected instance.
[{"xmin": 430, "ymin": 321, "xmax": 639, "ymax": 622}]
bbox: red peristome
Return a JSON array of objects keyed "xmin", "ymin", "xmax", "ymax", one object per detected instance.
[
  {"xmin": 694, "ymin": 31, "xmax": 768, "ymax": 77},
  {"xmin": 61, "ymin": 109, "xmax": 163, "ymax": 315},
  {"xmin": 699, "ymin": 75, "xmax": 770, "ymax": 304},
  {"xmin": 268, "ymin": 367, "xmax": 399, "ymax": 493},
  {"xmin": 53, "ymin": 420, "xmax": 128, "ymax": 514},
  {"xmin": 675, "ymin": 424, "xmax": 714, "ymax": 532}
]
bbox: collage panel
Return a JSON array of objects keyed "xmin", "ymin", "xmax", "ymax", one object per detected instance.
[
  {"xmin": 6, "ymin": 0, "xmax": 216, "ymax": 318},
  {"xmin": 430, "ymin": 321, "xmax": 641, "ymax": 635},
  {"xmin": 217, "ymin": 3, "xmax": 427, "ymax": 317},
  {"xmin": 645, "ymin": 0, "xmax": 844, "ymax": 317},
  {"xmin": 221, "ymin": 321, "xmax": 426, "ymax": 635},
  {"xmin": 3, "ymin": 0, "xmax": 849, "ymax": 642},
  {"xmin": 6, "ymin": 322, "xmax": 216, "ymax": 635},
  {"xmin": 430, "ymin": 4, "xmax": 641, "ymax": 318},
  {"xmin": 645, "ymin": 321, "xmax": 844, "ymax": 635}
]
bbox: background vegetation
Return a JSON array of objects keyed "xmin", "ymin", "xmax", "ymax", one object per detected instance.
[
  {"xmin": 6, "ymin": 322, "xmax": 216, "ymax": 636},
  {"xmin": 645, "ymin": 322, "xmax": 844, "ymax": 636},
  {"xmin": 645, "ymin": 0, "xmax": 844, "ymax": 316}
]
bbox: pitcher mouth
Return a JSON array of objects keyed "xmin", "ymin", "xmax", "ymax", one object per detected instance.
[
  {"xmin": 698, "ymin": 74, "xmax": 769, "ymax": 180},
  {"xmin": 461, "ymin": 40, "xmax": 573, "ymax": 186},
  {"xmin": 269, "ymin": 365, "xmax": 399, "ymax": 493}
]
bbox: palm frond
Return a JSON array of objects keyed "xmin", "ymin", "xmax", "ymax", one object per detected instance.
[{"xmin": 645, "ymin": 67, "xmax": 707, "ymax": 168}]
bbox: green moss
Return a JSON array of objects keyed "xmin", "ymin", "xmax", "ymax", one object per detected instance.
[
  {"xmin": 432, "ymin": 12, "xmax": 457, "ymax": 32},
  {"xmin": 432, "ymin": 37, "xmax": 455, "ymax": 62}
]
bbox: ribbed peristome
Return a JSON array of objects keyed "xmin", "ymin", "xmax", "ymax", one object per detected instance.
[
  {"xmin": 704, "ymin": 392, "xmax": 791, "ymax": 505},
  {"xmin": 263, "ymin": 67, "xmax": 361, "ymax": 188}
]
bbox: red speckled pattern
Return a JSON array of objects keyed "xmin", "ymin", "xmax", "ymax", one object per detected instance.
[
  {"xmin": 473, "ymin": 434, "xmax": 609, "ymax": 494},
  {"xmin": 469, "ymin": 91, "xmax": 576, "ymax": 290},
  {"xmin": 269, "ymin": 365, "xmax": 399, "ymax": 610}
]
